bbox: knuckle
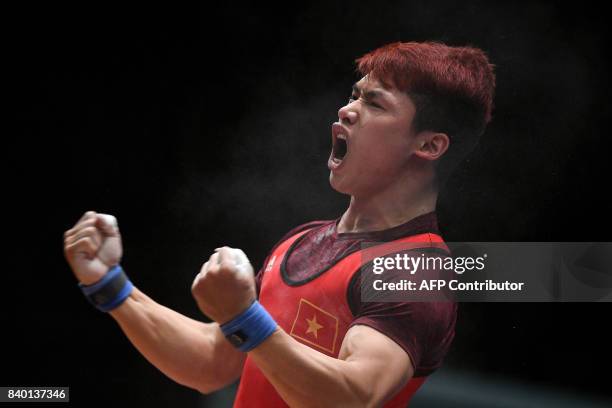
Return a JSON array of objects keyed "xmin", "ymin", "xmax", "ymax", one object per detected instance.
[
  {"xmin": 80, "ymin": 237, "xmax": 95, "ymax": 248},
  {"xmin": 206, "ymin": 266, "xmax": 220, "ymax": 277},
  {"xmin": 219, "ymin": 260, "xmax": 235, "ymax": 272},
  {"xmin": 192, "ymin": 276, "xmax": 205, "ymax": 291},
  {"xmin": 81, "ymin": 226, "xmax": 96, "ymax": 235},
  {"xmin": 72, "ymin": 242, "xmax": 87, "ymax": 253},
  {"xmin": 84, "ymin": 218, "xmax": 97, "ymax": 227}
]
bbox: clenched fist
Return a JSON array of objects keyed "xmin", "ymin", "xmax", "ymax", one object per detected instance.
[
  {"xmin": 64, "ymin": 211, "xmax": 123, "ymax": 285},
  {"xmin": 191, "ymin": 247, "xmax": 256, "ymax": 325}
]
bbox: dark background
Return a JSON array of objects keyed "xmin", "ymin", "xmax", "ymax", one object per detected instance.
[{"xmin": 4, "ymin": 1, "xmax": 611, "ymax": 407}]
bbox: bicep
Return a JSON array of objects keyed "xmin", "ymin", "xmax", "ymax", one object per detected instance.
[{"xmin": 338, "ymin": 324, "xmax": 414, "ymax": 406}]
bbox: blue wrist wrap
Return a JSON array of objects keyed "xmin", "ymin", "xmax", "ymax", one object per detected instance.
[
  {"xmin": 79, "ymin": 265, "xmax": 133, "ymax": 312},
  {"xmin": 220, "ymin": 300, "xmax": 278, "ymax": 352}
]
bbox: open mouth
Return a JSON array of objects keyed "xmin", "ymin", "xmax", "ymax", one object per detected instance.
[
  {"xmin": 332, "ymin": 136, "xmax": 347, "ymax": 160},
  {"xmin": 329, "ymin": 122, "xmax": 349, "ymax": 169}
]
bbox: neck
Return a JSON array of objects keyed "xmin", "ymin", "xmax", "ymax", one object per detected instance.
[{"xmin": 337, "ymin": 176, "xmax": 438, "ymax": 234}]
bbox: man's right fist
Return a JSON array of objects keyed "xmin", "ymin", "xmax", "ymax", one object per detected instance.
[{"xmin": 63, "ymin": 211, "xmax": 123, "ymax": 285}]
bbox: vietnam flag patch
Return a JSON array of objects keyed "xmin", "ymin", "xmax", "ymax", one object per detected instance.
[{"xmin": 289, "ymin": 298, "xmax": 339, "ymax": 354}]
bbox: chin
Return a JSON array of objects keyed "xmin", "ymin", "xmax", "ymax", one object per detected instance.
[{"xmin": 329, "ymin": 172, "xmax": 352, "ymax": 195}]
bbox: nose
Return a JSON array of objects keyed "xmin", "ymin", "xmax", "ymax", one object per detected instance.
[{"xmin": 338, "ymin": 102, "xmax": 358, "ymax": 126}]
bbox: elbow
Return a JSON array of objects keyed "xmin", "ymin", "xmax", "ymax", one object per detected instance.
[
  {"xmin": 330, "ymin": 378, "xmax": 377, "ymax": 408},
  {"xmin": 344, "ymin": 381, "xmax": 374, "ymax": 407},
  {"xmin": 171, "ymin": 364, "xmax": 230, "ymax": 395},
  {"xmin": 321, "ymin": 397, "xmax": 376, "ymax": 408},
  {"xmin": 192, "ymin": 359, "xmax": 243, "ymax": 395},
  {"xmin": 364, "ymin": 398, "xmax": 382, "ymax": 408},
  {"xmin": 172, "ymin": 377, "xmax": 217, "ymax": 395},
  {"xmin": 188, "ymin": 376, "xmax": 231, "ymax": 395},
  {"xmin": 194, "ymin": 383, "xmax": 222, "ymax": 396},
  {"xmin": 191, "ymin": 370, "xmax": 237, "ymax": 395},
  {"xmin": 341, "ymin": 376, "xmax": 385, "ymax": 408},
  {"xmin": 354, "ymin": 394, "xmax": 379, "ymax": 408},
  {"xmin": 341, "ymin": 393, "xmax": 381, "ymax": 408}
]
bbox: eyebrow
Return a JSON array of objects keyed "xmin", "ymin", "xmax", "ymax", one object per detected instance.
[{"xmin": 352, "ymin": 83, "xmax": 389, "ymax": 103}]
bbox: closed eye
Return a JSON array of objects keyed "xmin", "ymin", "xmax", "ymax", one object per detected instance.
[{"xmin": 348, "ymin": 94, "xmax": 382, "ymax": 109}]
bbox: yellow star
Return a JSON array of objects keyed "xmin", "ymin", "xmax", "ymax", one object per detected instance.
[{"xmin": 305, "ymin": 314, "xmax": 324, "ymax": 339}]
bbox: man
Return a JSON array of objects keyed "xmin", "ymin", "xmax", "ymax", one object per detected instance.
[{"xmin": 64, "ymin": 41, "xmax": 495, "ymax": 407}]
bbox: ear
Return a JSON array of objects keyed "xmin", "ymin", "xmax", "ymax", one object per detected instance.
[{"xmin": 413, "ymin": 131, "xmax": 450, "ymax": 161}]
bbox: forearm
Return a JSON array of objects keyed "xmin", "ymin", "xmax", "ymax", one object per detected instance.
[
  {"xmin": 109, "ymin": 287, "xmax": 244, "ymax": 393},
  {"xmin": 249, "ymin": 327, "xmax": 371, "ymax": 408}
]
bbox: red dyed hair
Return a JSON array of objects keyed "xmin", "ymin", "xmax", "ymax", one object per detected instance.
[{"xmin": 356, "ymin": 41, "xmax": 496, "ymax": 180}]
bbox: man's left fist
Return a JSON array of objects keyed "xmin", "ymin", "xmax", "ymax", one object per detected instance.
[{"xmin": 191, "ymin": 246, "xmax": 257, "ymax": 325}]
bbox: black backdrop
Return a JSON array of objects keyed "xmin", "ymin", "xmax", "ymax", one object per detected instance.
[{"xmin": 4, "ymin": 1, "xmax": 611, "ymax": 407}]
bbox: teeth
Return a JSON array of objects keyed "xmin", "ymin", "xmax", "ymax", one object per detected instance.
[{"xmin": 337, "ymin": 133, "xmax": 347, "ymax": 140}]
